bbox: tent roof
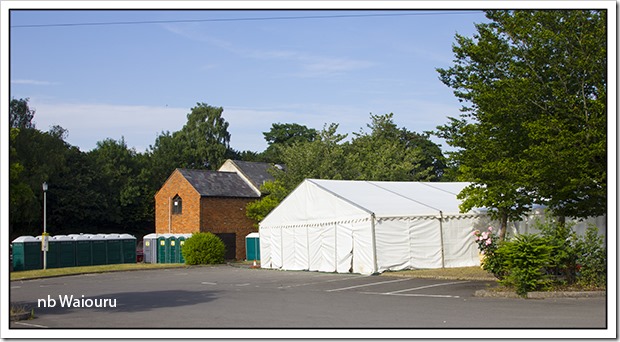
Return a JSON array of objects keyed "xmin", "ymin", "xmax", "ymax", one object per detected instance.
[
  {"xmin": 260, "ymin": 179, "xmax": 481, "ymax": 228},
  {"xmin": 309, "ymin": 179, "xmax": 474, "ymax": 217}
]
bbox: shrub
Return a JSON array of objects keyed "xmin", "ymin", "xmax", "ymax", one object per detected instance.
[
  {"xmin": 535, "ymin": 218, "xmax": 578, "ymax": 284},
  {"xmin": 181, "ymin": 232, "xmax": 226, "ymax": 265},
  {"xmin": 495, "ymin": 234, "xmax": 554, "ymax": 296},
  {"xmin": 573, "ymin": 224, "xmax": 606, "ymax": 288},
  {"xmin": 473, "ymin": 227, "xmax": 506, "ymax": 279}
]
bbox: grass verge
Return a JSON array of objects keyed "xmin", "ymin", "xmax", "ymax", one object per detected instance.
[
  {"xmin": 10, "ymin": 263, "xmax": 187, "ymax": 281},
  {"xmin": 383, "ymin": 266, "xmax": 497, "ymax": 281}
]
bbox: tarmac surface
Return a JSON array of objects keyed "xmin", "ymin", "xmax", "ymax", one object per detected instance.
[{"xmin": 8, "ymin": 265, "xmax": 608, "ymax": 334}]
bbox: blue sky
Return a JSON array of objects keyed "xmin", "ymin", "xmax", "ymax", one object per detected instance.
[{"xmin": 9, "ymin": 8, "xmax": 489, "ymax": 153}]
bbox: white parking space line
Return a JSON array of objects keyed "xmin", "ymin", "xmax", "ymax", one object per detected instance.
[
  {"xmin": 362, "ymin": 292, "xmax": 460, "ymax": 299},
  {"xmin": 326, "ymin": 278, "xmax": 410, "ymax": 292},
  {"xmin": 385, "ymin": 280, "xmax": 469, "ymax": 295},
  {"xmin": 279, "ymin": 275, "xmax": 368, "ymax": 289},
  {"xmin": 13, "ymin": 321, "xmax": 49, "ymax": 328}
]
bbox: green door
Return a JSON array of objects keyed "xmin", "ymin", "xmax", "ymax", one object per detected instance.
[
  {"xmin": 119, "ymin": 234, "xmax": 136, "ymax": 263},
  {"xmin": 72, "ymin": 235, "xmax": 92, "ymax": 267},
  {"xmin": 157, "ymin": 236, "xmax": 167, "ymax": 263},
  {"xmin": 90, "ymin": 235, "xmax": 107, "ymax": 265}
]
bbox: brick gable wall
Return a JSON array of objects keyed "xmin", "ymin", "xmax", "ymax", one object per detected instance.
[{"xmin": 154, "ymin": 170, "xmax": 201, "ymax": 234}]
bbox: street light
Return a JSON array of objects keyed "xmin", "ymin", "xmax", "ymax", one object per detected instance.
[{"xmin": 42, "ymin": 182, "xmax": 48, "ymax": 270}]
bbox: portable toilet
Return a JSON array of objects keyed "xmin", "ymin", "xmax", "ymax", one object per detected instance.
[
  {"xmin": 168, "ymin": 235, "xmax": 179, "ymax": 263},
  {"xmin": 119, "ymin": 234, "xmax": 136, "ymax": 263},
  {"xmin": 245, "ymin": 232, "xmax": 260, "ymax": 261},
  {"xmin": 104, "ymin": 234, "xmax": 123, "ymax": 264},
  {"xmin": 70, "ymin": 234, "xmax": 92, "ymax": 266},
  {"xmin": 44, "ymin": 235, "xmax": 62, "ymax": 269},
  {"xmin": 142, "ymin": 233, "xmax": 157, "ymax": 263},
  {"xmin": 12, "ymin": 236, "xmax": 41, "ymax": 271},
  {"xmin": 54, "ymin": 235, "xmax": 76, "ymax": 268},
  {"xmin": 178, "ymin": 234, "xmax": 191, "ymax": 264},
  {"xmin": 90, "ymin": 234, "xmax": 107, "ymax": 265},
  {"xmin": 156, "ymin": 235, "xmax": 169, "ymax": 263}
]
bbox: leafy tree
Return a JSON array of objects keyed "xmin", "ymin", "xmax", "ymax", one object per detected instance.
[
  {"xmin": 86, "ymin": 138, "xmax": 152, "ymax": 233},
  {"xmin": 177, "ymin": 103, "xmax": 231, "ymax": 169},
  {"xmin": 246, "ymin": 180, "xmax": 288, "ymax": 226},
  {"xmin": 348, "ymin": 113, "xmax": 440, "ymax": 181},
  {"xmin": 148, "ymin": 103, "xmax": 232, "ymax": 183},
  {"xmin": 9, "ymin": 127, "xmax": 71, "ymax": 237},
  {"xmin": 8, "ymin": 128, "xmax": 33, "ymax": 237},
  {"xmin": 435, "ymin": 10, "xmax": 606, "ymax": 237},
  {"xmin": 261, "ymin": 123, "xmax": 318, "ymax": 163},
  {"xmin": 275, "ymin": 123, "xmax": 352, "ymax": 191},
  {"xmin": 10, "ymin": 97, "xmax": 35, "ymax": 129}
]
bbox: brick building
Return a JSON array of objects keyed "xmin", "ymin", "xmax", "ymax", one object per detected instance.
[{"xmin": 154, "ymin": 160, "xmax": 273, "ymax": 260}]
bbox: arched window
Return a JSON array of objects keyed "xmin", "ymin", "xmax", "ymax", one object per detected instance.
[{"xmin": 172, "ymin": 195, "xmax": 182, "ymax": 215}]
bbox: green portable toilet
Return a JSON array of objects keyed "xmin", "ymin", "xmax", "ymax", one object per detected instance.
[
  {"xmin": 143, "ymin": 233, "xmax": 157, "ymax": 263},
  {"xmin": 105, "ymin": 234, "xmax": 123, "ymax": 264},
  {"xmin": 157, "ymin": 235, "xmax": 169, "ymax": 263},
  {"xmin": 168, "ymin": 235, "xmax": 179, "ymax": 263},
  {"xmin": 44, "ymin": 235, "xmax": 61, "ymax": 269},
  {"xmin": 245, "ymin": 232, "xmax": 260, "ymax": 261},
  {"xmin": 70, "ymin": 234, "xmax": 92, "ymax": 266},
  {"xmin": 54, "ymin": 235, "xmax": 76, "ymax": 268},
  {"xmin": 178, "ymin": 234, "xmax": 191, "ymax": 264},
  {"xmin": 12, "ymin": 236, "xmax": 41, "ymax": 271},
  {"xmin": 119, "ymin": 234, "xmax": 136, "ymax": 263},
  {"xmin": 90, "ymin": 234, "xmax": 107, "ymax": 265}
]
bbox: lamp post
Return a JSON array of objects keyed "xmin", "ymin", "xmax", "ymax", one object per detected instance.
[{"xmin": 42, "ymin": 182, "xmax": 48, "ymax": 270}]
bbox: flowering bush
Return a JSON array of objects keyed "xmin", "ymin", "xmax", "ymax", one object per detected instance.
[
  {"xmin": 473, "ymin": 226, "xmax": 497, "ymax": 255},
  {"xmin": 472, "ymin": 226, "xmax": 505, "ymax": 279}
]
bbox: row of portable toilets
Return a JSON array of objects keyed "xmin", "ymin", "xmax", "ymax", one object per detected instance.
[
  {"xmin": 142, "ymin": 233, "xmax": 191, "ymax": 264},
  {"xmin": 142, "ymin": 232, "xmax": 261, "ymax": 264},
  {"xmin": 12, "ymin": 232, "xmax": 262, "ymax": 271},
  {"xmin": 12, "ymin": 234, "xmax": 137, "ymax": 271}
]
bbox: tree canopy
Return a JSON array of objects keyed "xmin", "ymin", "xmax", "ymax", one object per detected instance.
[
  {"xmin": 8, "ymin": 98, "xmax": 447, "ymax": 240},
  {"xmin": 435, "ymin": 10, "xmax": 606, "ymax": 238}
]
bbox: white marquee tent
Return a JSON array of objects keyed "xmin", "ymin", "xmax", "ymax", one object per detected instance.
[{"xmin": 259, "ymin": 179, "xmax": 497, "ymax": 275}]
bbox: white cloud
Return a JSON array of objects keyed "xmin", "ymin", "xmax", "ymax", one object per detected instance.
[
  {"xmin": 29, "ymin": 100, "xmax": 188, "ymax": 152},
  {"xmin": 162, "ymin": 22, "xmax": 374, "ymax": 78},
  {"xmin": 11, "ymin": 79, "xmax": 59, "ymax": 86}
]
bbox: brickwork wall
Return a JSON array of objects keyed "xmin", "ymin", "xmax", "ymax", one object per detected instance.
[
  {"xmin": 154, "ymin": 171, "xmax": 201, "ymax": 234},
  {"xmin": 200, "ymin": 197, "xmax": 258, "ymax": 260}
]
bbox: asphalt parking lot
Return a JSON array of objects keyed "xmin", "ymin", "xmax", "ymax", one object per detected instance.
[{"xmin": 9, "ymin": 265, "xmax": 607, "ymax": 331}]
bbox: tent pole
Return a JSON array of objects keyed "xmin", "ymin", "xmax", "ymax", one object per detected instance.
[
  {"xmin": 371, "ymin": 213, "xmax": 378, "ymax": 274},
  {"xmin": 439, "ymin": 211, "xmax": 445, "ymax": 268}
]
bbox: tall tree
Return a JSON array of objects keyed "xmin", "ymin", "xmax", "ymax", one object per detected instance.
[
  {"xmin": 260, "ymin": 123, "xmax": 318, "ymax": 163},
  {"xmin": 10, "ymin": 97, "xmax": 35, "ymax": 129},
  {"xmin": 178, "ymin": 103, "xmax": 231, "ymax": 169},
  {"xmin": 148, "ymin": 103, "xmax": 233, "ymax": 185},
  {"xmin": 348, "ymin": 113, "xmax": 441, "ymax": 181},
  {"xmin": 436, "ymin": 10, "xmax": 606, "ymax": 238}
]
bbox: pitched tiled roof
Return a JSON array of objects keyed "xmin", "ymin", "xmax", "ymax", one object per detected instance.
[
  {"xmin": 229, "ymin": 160, "xmax": 275, "ymax": 190},
  {"xmin": 177, "ymin": 169, "xmax": 260, "ymax": 198}
]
